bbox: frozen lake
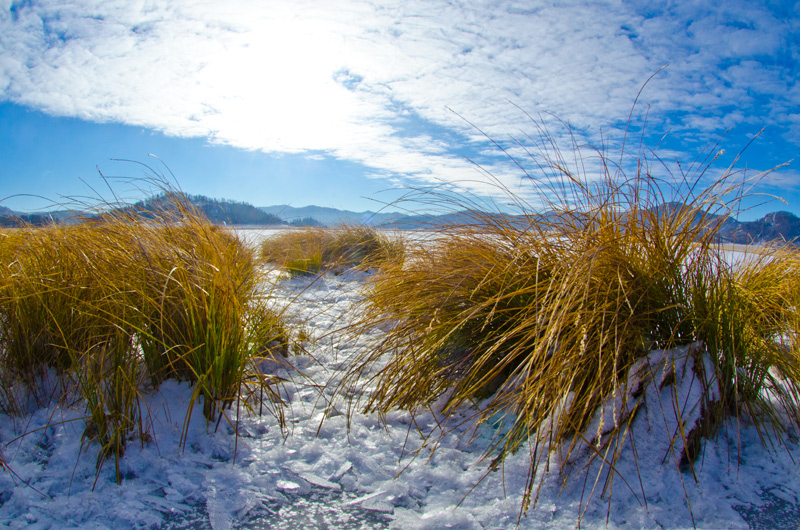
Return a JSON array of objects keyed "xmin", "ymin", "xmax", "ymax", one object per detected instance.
[{"xmin": 1, "ymin": 233, "xmax": 798, "ymax": 529}]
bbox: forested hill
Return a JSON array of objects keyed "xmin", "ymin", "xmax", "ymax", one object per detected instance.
[
  {"xmin": 0, "ymin": 194, "xmax": 283, "ymax": 227},
  {"xmin": 132, "ymin": 193, "xmax": 283, "ymax": 225}
]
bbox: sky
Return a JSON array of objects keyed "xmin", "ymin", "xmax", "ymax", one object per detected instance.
[{"xmin": 0, "ymin": 0, "xmax": 798, "ymax": 219}]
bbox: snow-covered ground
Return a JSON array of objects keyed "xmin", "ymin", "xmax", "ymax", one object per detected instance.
[{"xmin": 2, "ymin": 265, "xmax": 800, "ymax": 529}]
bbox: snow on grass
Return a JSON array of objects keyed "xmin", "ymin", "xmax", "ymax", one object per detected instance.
[{"xmin": 2, "ymin": 269, "xmax": 800, "ymax": 529}]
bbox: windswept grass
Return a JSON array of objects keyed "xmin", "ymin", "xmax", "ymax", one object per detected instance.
[
  {"xmin": 260, "ymin": 225, "xmax": 405, "ymax": 276},
  {"xmin": 0, "ymin": 191, "xmax": 291, "ymax": 481},
  {"xmin": 340, "ymin": 116, "xmax": 800, "ymax": 519}
]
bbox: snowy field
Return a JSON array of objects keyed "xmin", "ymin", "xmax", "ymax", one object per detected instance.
[{"xmin": 2, "ymin": 234, "xmax": 800, "ymax": 529}]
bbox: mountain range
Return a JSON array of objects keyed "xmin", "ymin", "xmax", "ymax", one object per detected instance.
[
  {"xmin": 715, "ymin": 210, "xmax": 800, "ymax": 244},
  {"xmin": 264, "ymin": 204, "xmax": 800, "ymax": 244},
  {"xmin": 259, "ymin": 204, "xmax": 475, "ymax": 229},
  {"xmin": 3, "ymin": 196, "xmax": 800, "ymax": 244}
]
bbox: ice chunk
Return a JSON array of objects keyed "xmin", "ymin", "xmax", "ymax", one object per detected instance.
[
  {"xmin": 329, "ymin": 461, "xmax": 352, "ymax": 481},
  {"xmin": 296, "ymin": 471, "xmax": 341, "ymax": 491},
  {"xmin": 276, "ymin": 480, "xmax": 302, "ymax": 492},
  {"xmin": 344, "ymin": 490, "xmax": 387, "ymax": 506},
  {"xmin": 206, "ymin": 486, "xmax": 232, "ymax": 530},
  {"xmin": 360, "ymin": 498, "xmax": 394, "ymax": 514},
  {"xmin": 141, "ymin": 495, "xmax": 190, "ymax": 514}
]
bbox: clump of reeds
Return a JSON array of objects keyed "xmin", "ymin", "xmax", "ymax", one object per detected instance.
[
  {"xmin": 340, "ymin": 113, "xmax": 800, "ymax": 519},
  {"xmin": 0, "ymin": 189, "xmax": 291, "ymax": 481},
  {"xmin": 260, "ymin": 228, "xmax": 333, "ymax": 275},
  {"xmin": 260, "ymin": 225, "xmax": 404, "ymax": 275}
]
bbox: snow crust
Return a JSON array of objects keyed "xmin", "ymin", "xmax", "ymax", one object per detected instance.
[{"xmin": 2, "ymin": 270, "xmax": 800, "ymax": 529}]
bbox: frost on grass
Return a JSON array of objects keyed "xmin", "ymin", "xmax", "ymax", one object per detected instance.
[{"xmin": 1, "ymin": 271, "xmax": 800, "ymax": 529}]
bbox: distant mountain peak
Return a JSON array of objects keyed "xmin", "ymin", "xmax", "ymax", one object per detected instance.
[{"xmin": 714, "ymin": 209, "xmax": 800, "ymax": 244}]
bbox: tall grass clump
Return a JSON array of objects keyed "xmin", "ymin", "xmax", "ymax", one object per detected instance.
[
  {"xmin": 341, "ymin": 112, "xmax": 800, "ymax": 518},
  {"xmin": 0, "ymin": 223, "xmax": 149, "ymax": 474},
  {"xmin": 260, "ymin": 225, "xmax": 404, "ymax": 276},
  {"xmin": 127, "ymin": 215, "xmax": 287, "ymax": 423},
  {"xmin": 0, "ymin": 190, "xmax": 291, "ymax": 481}
]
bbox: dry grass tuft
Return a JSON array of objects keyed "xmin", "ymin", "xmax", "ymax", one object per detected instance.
[
  {"xmin": 0, "ymin": 189, "xmax": 291, "ymax": 481},
  {"xmin": 260, "ymin": 225, "xmax": 404, "ymax": 275},
  {"xmin": 339, "ymin": 115, "xmax": 800, "ymax": 519}
]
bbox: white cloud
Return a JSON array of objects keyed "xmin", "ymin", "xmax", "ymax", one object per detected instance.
[{"xmin": 0, "ymin": 0, "xmax": 796, "ymax": 204}]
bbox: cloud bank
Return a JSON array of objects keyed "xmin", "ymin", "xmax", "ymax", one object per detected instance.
[{"xmin": 1, "ymin": 0, "xmax": 797, "ymax": 199}]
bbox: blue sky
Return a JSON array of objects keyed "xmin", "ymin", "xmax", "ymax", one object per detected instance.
[{"xmin": 0, "ymin": 0, "xmax": 798, "ymax": 220}]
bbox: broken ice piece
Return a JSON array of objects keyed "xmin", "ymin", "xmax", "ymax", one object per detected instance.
[
  {"xmin": 297, "ymin": 471, "xmax": 341, "ymax": 491},
  {"xmin": 344, "ymin": 490, "xmax": 387, "ymax": 506},
  {"xmin": 329, "ymin": 461, "xmax": 352, "ymax": 481},
  {"xmin": 361, "ymin": 498, "xmax": 394, "ymax": 513},
  {"xmin": 276, "ymin": 480, "xmax": 302, "ymax": 492}
]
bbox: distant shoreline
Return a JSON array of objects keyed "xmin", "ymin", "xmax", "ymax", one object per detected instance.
[{"xmin": 714, "ymin": 242, "xmax": 796, "ymax": 254}]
